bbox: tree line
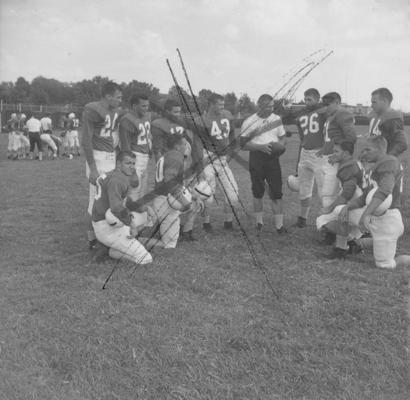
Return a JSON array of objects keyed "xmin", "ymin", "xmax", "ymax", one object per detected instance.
[{"xmin": 0, "ymin": 76, "xmax": 257, "ymax": 116}]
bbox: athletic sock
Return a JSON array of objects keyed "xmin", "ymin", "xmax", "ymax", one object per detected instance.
[
  {"xmin": 300, "ymin": 206, "xmax": 310, "ymax": 219},
  {"xmin": 255, "ymin": 212, "xmax": 263, "ymax": 225},
  {"xmin": 224, "ymin": 213, "xmax": 233, "ymax": 223},
  {"xmin": 87, "ymin": 230, "xmax": 96, "ymax": 242},
  {"xmin": 336, "ymin": 235, "xmax": 348, "ymax": 250},
  {"xmin": 273, "ymin": 214, "xmax": 283, "ymax": 229},
  {"xmin": 203, "ymin": 215, "xmax": 210, "ymax": 224}
]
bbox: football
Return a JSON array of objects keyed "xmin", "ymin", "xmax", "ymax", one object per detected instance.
[
  {"xmin": 365, "ymin": 187, "xmax": 392, "ymax": 216},
  {"xmin": 193, "ymin": 180, "xmax": 213, "ymax": 201},
  {"xmin": 130, "ymin": 211, "xmax": 149, "ymax": 229},
  {"xmin": 270, "ymin": 142, "xmax": 286, "ymax": 156},
  {"xmin": 287, "ymin": 174, "xmax": 300, "ymax": 192}
]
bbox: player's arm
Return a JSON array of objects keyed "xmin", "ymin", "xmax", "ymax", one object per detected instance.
[
  {"xmin": 226, "ymin": 119, "xmax": 237, "ymax": 158},
  {"xmin": 384, "ymin": 119, "xmax": 408, "ymax": 156},
  {"xmin": 80, "ymin": 108, "xmax": 99, "ymax": 184},
  {"xmin": 107, "ymin": 179, "xmax": 132, "ymax": 226},
  {"xmin": 327, "ymin": 177, "xmax": 358, "ymax": 213},
  {"xmin": 118, "ymin": 118, "xmax": 133, "ymax": 152}
]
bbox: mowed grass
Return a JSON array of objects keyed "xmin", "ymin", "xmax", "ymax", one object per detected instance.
[{"xmin": 0, "ymin": 126, "xmax": 410, "ymax": 400}]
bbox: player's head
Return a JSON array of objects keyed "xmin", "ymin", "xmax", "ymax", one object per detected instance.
[
  {"xmin": 304, "ymin": 88, "xmax": 320, "ymax": 108},
  {"xmin": 10, "ymin": 113, "xmax": 17, "ymax": 120},
  {"xmin": 19, "ymin": 113, "xmax": 26, "ymax": 121},
  {"xmin": 130, "ymin": 93, "xmax": 149, "ymax": 117},
  {"xmin": 256, "ymin": 94, "xmax": 274, "ymax": 118},
  {"xmin": 101, "ymin": 81, "xmax": 122, "ymax": 108},
  {"xmin": 207, "ymin": 93, "xmax": 224, "ymax": 114},
  {"xmin": 322, "ymin": 92, "xmax": 341, "ymax": 114},
  {"xmin": 116, "ymin": 150, "xmax": 136, "ymax": 176},
  {"xmin": 361, "ymin": 135, "xmax": 387, "ymax": 162},
  {"xmin": 332, "ymin": 140, "xmax": 354, "ymax": 163},
  {"xmin": 371, "ymin": 88, "xmax": 393, "ymax": 114},
  {"xmin": 164, "ymin": 99, "xmax": 181, "ymax": 117},
  {"xmin": 68, "ymin": 112, "xmax": 75, "ymax": 119},
  {"xmin": 167, "ymin": 133, "xmax": 186, "ymax": 154}
]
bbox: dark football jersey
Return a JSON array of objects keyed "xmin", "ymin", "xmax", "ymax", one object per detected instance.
[
  {"xmin": 337, "ymin": 159, "xmax": 363, "ymax": 201},
  {"xmin": 295, "ymin": 105, "xmax": 326, "ymax": 150},
  {"xmin": 6, "ymin": 119, "xmax": 18, "ymax": 132},
  {"xmin": 155, "ymin": 149, "xmax": 185, "ymax": 196},
  {"xmin": 151, "ymin": 117, "xmax": 187, "ymax": 156},
  {"xmin": 323, "ymin": 109, "xmax": 356, "ymax": 155},
  {"xmin": 92, "ymin": 169, "xmax": 131, "ymax": 224},
  {"xmin": 82, "ymin": 101, "xmax": 120, "ymax": 153},
  {"xmin": 196, "ymin": 110, "xmax": 234, "ymax": 155},
  {"xmin": 119, "ymin": 112, "xmax": 151, "ymax": 154}
]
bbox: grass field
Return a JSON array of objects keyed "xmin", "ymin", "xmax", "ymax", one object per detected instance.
[{"xmin": 1, "ymin": 126, "xmax": 410, "ymax": 400}]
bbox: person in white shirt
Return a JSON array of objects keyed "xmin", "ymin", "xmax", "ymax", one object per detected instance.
[
  {"xmin": 26, "ymin": 114, "xmax": 43, "ymax": 160},
  {"xmin": 240, "ymin": 94, "xmax": 288, "ymax": 232},
  {"xmin": 40, "ymin": 113, "xmax": 57, "ymax": 159}
]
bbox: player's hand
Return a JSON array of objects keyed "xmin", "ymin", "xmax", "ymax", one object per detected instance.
[
  {"xmin": 315, "ymin": 149, "xmax": 324, "ymax": 157},
  {"xmin": 129, "ymin": 225, "xmax": 139, "ymax": 238},
  {"xmin": 282, "ymin": 99, "xmax": 292, "ymax": 110},
  {"xmin": 328, "ymin": 154, "xmax": 338, "ymax": 165},
  {"xmin": 338, "ymin": 206, "xmax": 349, "ymax": 225},
  {"xmin": 258, "ymin": 143, "xmax": 272, "ymax": 155},
  {"xmin": 145, "ymin": 206, "xmax": 156, "ymax": 223},
  {"xmin": 88, "ymin": 169, "xmax": 100, "ymax": 185},
  {"xmin": 358, "ymin": 213, "xmax": 371, "ymax": 233}
]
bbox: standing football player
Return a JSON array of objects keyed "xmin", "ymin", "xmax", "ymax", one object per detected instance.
[
  {"xmin": 92, "ymin": 151, "xmax": 152, "ymax": 265},
  {"xmin": 319, "ymin": 92, "xmax": 356, "ymax": 209},
  {"xmin": 17, "ymin": 113, "xmax": 30, "ymax": 159},
  {"xmin": 119, "ymin": 94, "xmax": 152, "ymax": 201},
  {"xmin": 81, "ymin": 81, "xmax": 122, "ymax": 249},
  {"xmin": 40, "ymin": 112, "xmax": 58, "ymax": 159},
  {"xmin": 26, "ymin": 114, "xmax": 43, "ymax": 161},
  {"xmin": 283, "ymin": 88, "xmax": 326, "ymax": 227},
  {"xmin": 66, "ymin": 112, "xmax": 81, "ymax": 156},
  {"xmin": 6, "ymin": 113, "xmax": 20, "ymax": 160},
  {"xmin": 368, "ymin": 88, "xmax": 407, "ymax": 156},
  {"xmin": 240, "ymin": 94, "xmax": 287, "ymax": 232},
  {"xmin": 195, "ymin": 93, "xmax": 238, "ymax": 231}
]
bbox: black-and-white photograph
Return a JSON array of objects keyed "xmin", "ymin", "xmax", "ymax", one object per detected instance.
[{"xmin": 1, "ymin": 0, "xmax": 409, "ymax": 399}]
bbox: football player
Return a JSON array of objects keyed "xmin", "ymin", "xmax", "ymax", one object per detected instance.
[
  {"xmin": 40, "ymin": 113, "xmax": 57, "ymax": 159},
  {"xmin": 368, "ymin": 88, "xmax": 408, "ymax": 156},
  {"xmin": 92, "ymin": 151, "xmax": 152, "ymax": 265},
  {"xmin": 195, "ymin": 93, "xmax": 239, "ymax": 231},
  {"xmin": 17, "ymin": 113, "xmax": 30, "ymax": 159},
  {"xmin": 336, "ymin": 136, "xmax": 410, "ymax": 268},
  {"xmin": 81, "ymin": 81, "xmax": 122, "ymax": 249},
  {"xmin": 119, "ymin": 94, "xmax": 152, "ymax": 201},
  {"xmin": 66, "ymin": 112, "xmax": 81, "ymax": 156},
  {"xmin": 6, "ymin": 113, "xmax": 20, "ymax": 160},
  {"xmin": 319, "ymin": 92, "xmax": 356, "ymax": 209},
  {"xmin": 315, "ymin": 141, "xmax": 364, "ymax": 258},
  {"xmin": 139, "ymin": 134, "xmax": 196, "ymax": 248},
  {"xmin": 283, "ymin": 88, "xmax": 327, "ymax": 227},
  {"xmin": 240, "ymin": 94, "xmax": 287, "ymax": 232}
]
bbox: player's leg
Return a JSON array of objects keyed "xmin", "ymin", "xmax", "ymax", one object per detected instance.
[
  {"xmin": 201, "ymin": 162, "xmax": 216, "ymax": 232},
  {"xmin": 180, "ymin": 199, "xmax": 201, "ymax": 241},
  {"xmin": 10, "ymin": 132, "xmax": 19, "ymax": 160},
  {"xmin": 266, "ymin": 157, "xmax": 285, "ymax": 233},
  {"xmin": 21, "ymin": 134, "xmax": 30, "ymax": 158},
  {"xmin": 132, "ymin": 152, "xmax": 150, "ymax": 200},
  {"xmin": 28, "ymin": 132, "xmax": 36, "ymax": 160},
  {"xmin": 297, "ymin": 149, "xmax": 315, "ymax": 227},
  {"xmin": 249, "ymin": 156, "xmax": 266, "ymax": 229},
  {"xmin": 321, "ymin": 157, "xmax": 340, "ymax": 209},
  {"xmin": 73, "ymin": 131, "xmax": 80, "ymax": 155},
  {"xmin": 217, "ymin": 157, "xmax": 239, "ymax": 229},
  {"xmin": 370, "ymin": 210, "xmax": 404, "ymax": 269},
  {"xmin": 40, "ymin": 133, "xmax": 57, "ymax": 158}
]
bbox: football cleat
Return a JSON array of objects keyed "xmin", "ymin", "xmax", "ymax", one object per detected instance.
[
  {"xmin": 224, "ymin": 221, "xmax": 233, "ymax": 230},
  {"xmin": 347, "ymin": 240, "xmax": 363, "ymax": 255},
  {"xmin": 180, "ymin": 230, "xmax": 197, "ymax": 242},
  {"xmin": 256, "ymin": 223, "xmax": 263, "ymax": 231},
  {"xmin": 296, "ymin": 216, "xmax": 307, "ymax": 228},
  {"xmin": 276, "ymin": 226, "xmax": 288, "ymax": 235},
  {"xmin": 203, "ymin": 222, "xmax": 213, "ymax": 233},
  {"xmin": 92, "ymin": 243, "xmax": 110, "ymax": 263},
  {"xmin": 88, "ymin": 239, "xmax": 98, "ymax": 250},
  {"xmin": 326, "ymin": 247, "xmax": 348, "ymax": 260},
  {"xmin": 319, "ymin": 227, "xmax": 336, "ymax": 245}
]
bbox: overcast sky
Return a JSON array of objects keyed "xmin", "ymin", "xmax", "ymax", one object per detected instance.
[{"xmin": 1, "ymin": 0, "xmax": 409, "ymax": 110}]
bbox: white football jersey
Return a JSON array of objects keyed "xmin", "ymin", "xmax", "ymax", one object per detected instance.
[{"xmin": 240, "ymin": 112, "xmax": 285, "ymax": 145}]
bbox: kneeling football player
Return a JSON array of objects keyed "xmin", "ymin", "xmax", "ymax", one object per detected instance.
[
  {"xmin": 332, "ymin": 136, "xmax": 410, "ymax": 268},
  {"xmin": 91, "ymin": 151, "xmax": 152, "ymax": 265}
]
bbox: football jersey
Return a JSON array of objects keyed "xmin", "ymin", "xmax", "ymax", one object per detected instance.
[
  {"xmin": 295, "ymin": 106, "xmax": 326, "ymax": 150},
  {"xmin": 40, "ymin": 117, "xmax": 52, "ymax": 132},
  {"xmin": 82, "ymin": 101, "xmax": 120, "ymax": 153},
  {"xmin": 65, "ymin": 118, "xmax": 79, "ymax": 131},
  {"xmin": 323, "ymin": 108, "xmax": 356, "ymax": 155},
  {"xmin": 369, "ymin": 109, "xmax": 407, "ymax": 156},
  {"xmin": 196, "ymin": 110, "xmax": 234, "ymax": 155},
  {"xmin": 367, "ymin": 155, "xmax": 403, "ymax": 210},
  {"xmin": 92, "ymin": 169, "xmax": 131, "ymax": 224},
  {"xmin": 151, "ymin": 117, "xmax": 187, "ymax": 154},
  {"xmin": 6, "ymin": 119, "xmax": 18, "ymax": 132},
  {"xmin": 119, "ymin": 112, "xmax": 151, "ymax": 154},
  {"xmin": 337, "ymin": 159, "xmax": 363, "ymax": 201},
  {"xmin": 155, "ymin": 149, "xmax": 184, "ymax": 196}
]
